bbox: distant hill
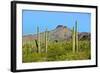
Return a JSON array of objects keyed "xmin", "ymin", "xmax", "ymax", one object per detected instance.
[
  {"xmin": 23, "ymin": 25, "xmax": 90, "ymax": 42},
  {"xmin": 49, "ymin": 25, "xmax": 72, "ymax": 41}
]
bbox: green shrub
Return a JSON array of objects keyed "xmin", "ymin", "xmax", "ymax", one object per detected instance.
[{"xmin": 22, "ymin": 40, "xmax": 91, "ymax": 63}]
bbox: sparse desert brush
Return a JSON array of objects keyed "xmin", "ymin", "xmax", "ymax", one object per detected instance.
[{"xmin": 22, "ymin": 39, "xmax": 90, "ymax": 62}]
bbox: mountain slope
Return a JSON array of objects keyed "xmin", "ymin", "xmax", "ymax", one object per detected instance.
[{"xmin": 23, "ymin": 25, "xmax": 90, "ymax": 42}]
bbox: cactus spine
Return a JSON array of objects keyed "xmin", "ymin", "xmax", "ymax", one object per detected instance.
[{"xmin": 37, "ymin": 26, "xmax": 41, "ymax": 53}]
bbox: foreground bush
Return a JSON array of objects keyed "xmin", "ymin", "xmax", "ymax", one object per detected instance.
[{"xmin": 22, "ymin": 40, "xmax": 91, "ymax": 63}]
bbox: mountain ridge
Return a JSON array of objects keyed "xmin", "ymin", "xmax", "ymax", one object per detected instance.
[{"xmin": 23, "ymin": 25, "xmax": 90, "ymax": 41}]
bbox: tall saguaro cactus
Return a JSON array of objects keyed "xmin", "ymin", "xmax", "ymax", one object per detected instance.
[
  {"xmin": 72, "ymin": 21, "xmax": 78, "ymax": 53},
  {"xmin": 75, "ymin": 21, "xmax": 78, "ymax": 52},
  {"xmin": 45, "ymin": 27, "xmax": 48, "ymax": 53},
  {"xmin": 72, "ymin": 26, "xmax": 75, "ymax": 53},
  {"xmin": 37, "ymin": 26, "xmax": 41, "ymax": 53}
]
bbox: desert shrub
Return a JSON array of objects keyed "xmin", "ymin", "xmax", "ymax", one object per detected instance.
[
  {"xmin": 22, "ymin": 40, "xmax": 91, "ymax": 62},
  {"xmin": 23, "ymin": 52, "xmax": 47, "ymax": 62},
  {"xmin": 46, "ymin": 42, "xmax": 66, "ymax": 61},
  {"xmin": 61, "ymin": 41, "xmax": 72, "ymax": 52}
]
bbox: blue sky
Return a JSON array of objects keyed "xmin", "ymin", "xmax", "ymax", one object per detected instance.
[{"xmin": 22, "ymin": 10, "xmax": 91, "ymax": 35}]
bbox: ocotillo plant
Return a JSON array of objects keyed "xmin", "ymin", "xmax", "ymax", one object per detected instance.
[
  {"xmin": 75, "ymin": 21, "xmax": 78, "ymax": 52},
  {"xmin": 45, "ymin": 27, "xmax": 48, "ymax": 53},
  {"xmin": 72, "ymin": 26, "xmax": 75, "ymax": 53},
  {"xmin": 37, "ymin": 26, "xmax": 41, "ymax": 53}
]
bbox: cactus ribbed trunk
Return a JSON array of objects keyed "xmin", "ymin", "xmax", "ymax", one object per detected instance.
[
  {"xmin": 37, "ymin": 26, "xmax": 41, "ymax": 53},
  {"xmin": 72, "ymin": 21, "xmax": 78, "ymax": 53},
  {"xmin": 45, "ymin": 28, "xmax": 48, "ymax": 53},
  {"xmin": 72, "ymin": 26, "xmax": 75, "ymax": 53},
  {"xmin": 75, "ymin": 21, "xmax": 78, "ymax": 52}
]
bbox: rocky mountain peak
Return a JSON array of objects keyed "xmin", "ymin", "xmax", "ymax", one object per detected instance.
[{"xmin": 56, "ymin": 25, "xmax": 67, "ymax": 29}]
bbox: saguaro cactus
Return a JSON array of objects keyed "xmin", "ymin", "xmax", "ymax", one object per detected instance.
[
  {"xmin": 37, "ymin": 26, "xmax": 41, "ymax": 53},
  {"xmin": 45, "ymin": 27, "xmax": 48, "ymax": 53},
  {"xmin": 72, "ymin": 26, "xmax": 75, "ymax": 53},
  {"xmin": 75, "ymin": 21, "xmax": 78, "ymax": 52},
  {"xmin": 72, "ymin": 21, "xmax": 78, "ymax": 53}
]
